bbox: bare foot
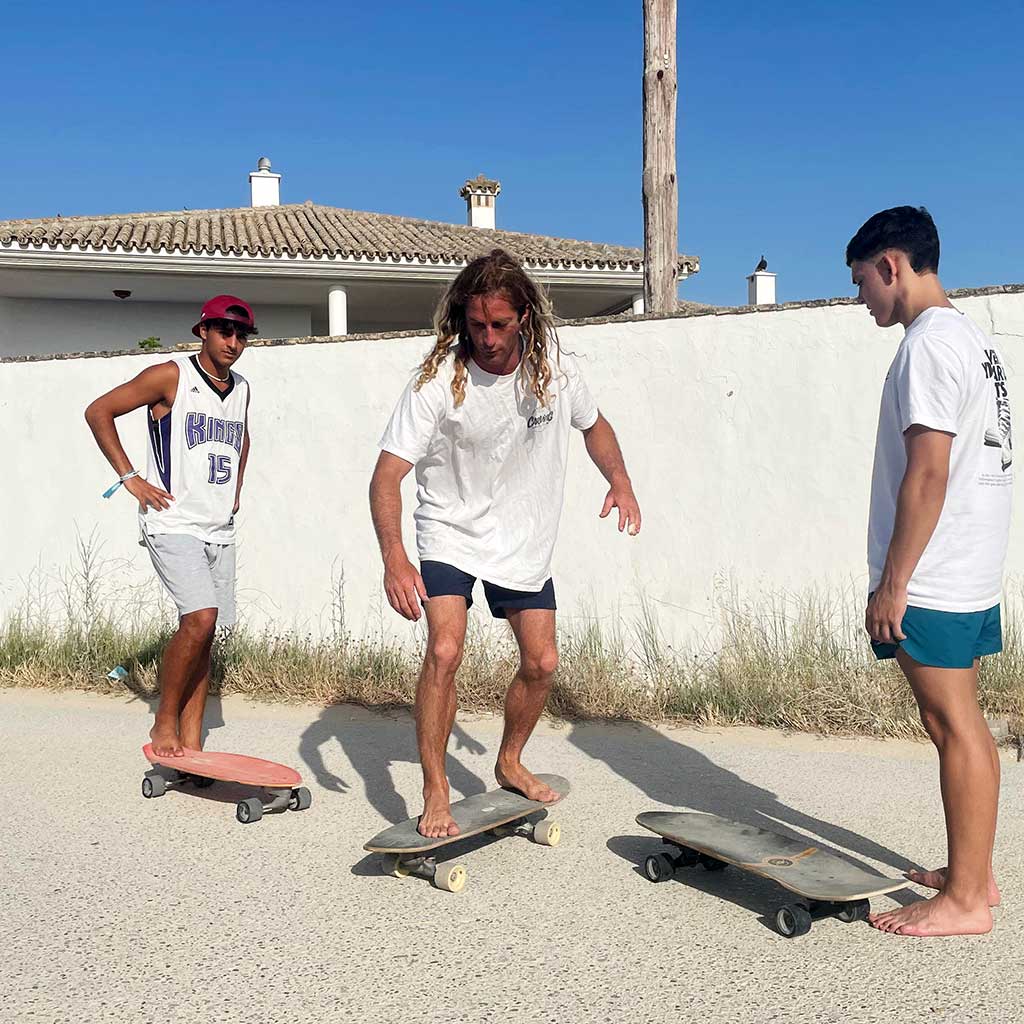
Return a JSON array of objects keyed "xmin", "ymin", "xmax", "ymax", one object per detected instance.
[
  {"xmin": 178, "ymin": 731, "xmax": 204, "ymax": 752},
  {"xmin": 905, "ymin": 867, "xmax": 1001, "ymax": 907},
  {"xmin": 149, "ymin": 721, "xmax": 183, "ymax": 757},
  {"xmin": 418, "ymin": 786, "xmax": 459, "ymax": 839},
  {"xmin": 495, "ymin": 761, "xmax": 560, "ymax": 803},
  {"xmin": 869, "ymin": 893, "xmax": 993, "ymax": 937}
]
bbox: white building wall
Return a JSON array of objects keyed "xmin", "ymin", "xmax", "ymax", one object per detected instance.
[
  {"xmin": 2, "ymin": 291, "xmax": 1022, "ymax": 648},
  {"xmin": 0, "ymin": 298, "xmax": 311, "ymax": 357}
]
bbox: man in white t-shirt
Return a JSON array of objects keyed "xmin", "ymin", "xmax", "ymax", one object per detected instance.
[
  {"xmin": 370, "ymin": 248, "xmax": 641, "ymax": 838},
  {"xmin": 848, "ymin": 206, "xmax": 1011, "ymax": 937}
]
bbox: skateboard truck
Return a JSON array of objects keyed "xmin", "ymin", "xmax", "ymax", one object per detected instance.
[
  {"xmin": 377, "ymin": 817, "xmax": 560, "ymax": 893},
  {"xmin": 381, "ymin": 853, "xmax": 468, "ymax": 893},
  {"xmin": 654, "ymin": 838, "xmax": 725, "ymax": 872},
  {"xmin": 142, "ymin": 766, "xmax": 215, "ymax": 799},
  {"xmin": 141, "ymin": 764, "xmax": 312, "ymax": 824},
  {"xmin": 235, "ymin": 786, "xmax": 312, "ymax": 824},
  {"xmin": 490, "ymin": 817, "xmax": 561, "ymax": 845}
]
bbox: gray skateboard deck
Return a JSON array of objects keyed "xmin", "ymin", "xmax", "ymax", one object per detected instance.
[
  {"xmin": 637, "ymin": 810, "xmax": 907, "ymax": 937},
  {"xmin": 365, "ymin": 775, "xmax": 569, "ymax": 892}
]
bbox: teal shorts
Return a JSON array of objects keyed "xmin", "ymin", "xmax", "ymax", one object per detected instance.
[{"xmin": 870, "ymin": 597, "xmax": 1002, "ymax": 669}]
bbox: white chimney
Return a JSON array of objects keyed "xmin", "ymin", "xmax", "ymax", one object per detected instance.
[
  {"xmin": 249, "ymin": 156, "xmax": 281, "ymax": 207},
  {"xmin": 459, "ymin": 174, "xmax": 501, "ymax": 229},
  {"xmin": 747, "ymin": 270, "xmax": 776, "ymax": 305}
]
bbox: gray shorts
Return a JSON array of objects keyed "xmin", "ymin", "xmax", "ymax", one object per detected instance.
[{"xmin": 141, "ymin": 532, "xmax": 237, "ymax": 627}]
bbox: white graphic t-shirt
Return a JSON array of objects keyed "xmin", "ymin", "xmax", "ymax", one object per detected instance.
[
  {"xmin": 868, "ymin": 306, "xmax": 1013, "ymax": 612},
  {"xmin": 379, "ymin": 351, "xmax": 599, "ymax": 591}
]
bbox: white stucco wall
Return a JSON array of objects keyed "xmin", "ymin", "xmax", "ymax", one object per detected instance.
[
  {"xmin": 2, "ymin": 290, "xmax": 1022, "ymax": 648},
  {"xmin": 0, "ymin": 298, "xmax": 311, "ymax": 357}
]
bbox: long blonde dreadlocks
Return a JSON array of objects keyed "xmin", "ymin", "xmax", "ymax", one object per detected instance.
[{"xmin": 415, "ymin": 249, "xmax": 560, "ymax": 407}]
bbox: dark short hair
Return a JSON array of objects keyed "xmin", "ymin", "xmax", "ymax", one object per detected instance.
[
  {"xmin": 205, "ymin": 318, "xmax": 252, "ymax": 336},
  {"xmin": 845, "ymin": 206, "xmax": 940, "ymax": 272}
]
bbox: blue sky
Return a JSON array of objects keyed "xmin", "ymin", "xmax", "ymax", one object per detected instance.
[{"xmin": 3, "ymin": 1, "xmax": 1021, "ymax": 307}]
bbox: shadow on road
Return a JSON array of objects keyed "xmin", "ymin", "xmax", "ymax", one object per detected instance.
[
  {"xmin": 298, "ymin": 705, "xmax": 488, "ymax": 827},
  {"xmin": 567, "ymin": 714, "xmax": 919, "ymax": 909}
]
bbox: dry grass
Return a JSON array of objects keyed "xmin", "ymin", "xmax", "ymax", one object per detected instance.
[{"xmin": 3, "ymin": 537, "xmax": 1022, "ymax": 739}]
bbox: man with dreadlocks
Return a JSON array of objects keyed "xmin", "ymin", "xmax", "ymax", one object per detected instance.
[{"xmin": 370, "ymin": 248, "xmax": 641, "ymax": 838}]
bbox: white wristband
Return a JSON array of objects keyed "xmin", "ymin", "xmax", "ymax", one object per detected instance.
[{"xmin": 102, "ymin": 469, "xmax": 140, "ymax": 499}]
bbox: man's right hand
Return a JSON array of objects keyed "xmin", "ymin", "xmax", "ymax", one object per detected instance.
[
  {"xmin": 865, "ymin": 583, "xmax": 908, "ymax": 645},
  {"xmin": 124, "ymin": 475, "xmax": 174, "ymax": 512},
  {"xmin": 383, "ymin": 552, "xmax": 427, "ymax": 621}
]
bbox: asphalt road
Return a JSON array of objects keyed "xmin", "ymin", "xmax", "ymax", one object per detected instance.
[{"xmin": 2, "ymin": 688, "xmax": 1021, "ymax": 1024}]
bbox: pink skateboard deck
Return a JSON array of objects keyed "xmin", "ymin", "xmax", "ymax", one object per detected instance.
[
  {"xmin": 141, "ymin": 744, "xmax": 311, "ymax": 823},
  {"xmin": 143, "ymin": 744, "xmax": 301, "ymax": 787}
]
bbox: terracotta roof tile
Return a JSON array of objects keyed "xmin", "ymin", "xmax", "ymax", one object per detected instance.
[{"xmin": 0, "ymin": 202, "xmax": 699, "ymax": 274}]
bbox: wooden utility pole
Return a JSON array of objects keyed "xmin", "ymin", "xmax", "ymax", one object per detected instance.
[{"xmin": 642, "ymin": 0, "xmax": 678, "ymax": 313}]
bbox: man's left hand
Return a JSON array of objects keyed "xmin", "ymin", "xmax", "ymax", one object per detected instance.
[{"xmin": 600, "ymin": 484, "xmax": 641, "ymax": 536}]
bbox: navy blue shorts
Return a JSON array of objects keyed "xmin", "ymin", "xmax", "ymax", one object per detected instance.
[{"xmin": 420, "ymin": 561, "xmax": 556, "ymax": 620}]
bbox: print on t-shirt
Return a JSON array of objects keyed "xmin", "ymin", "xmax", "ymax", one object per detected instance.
[{"xmin": 982, "ymin": 347, "xmax": 1013, "ymax": 471}]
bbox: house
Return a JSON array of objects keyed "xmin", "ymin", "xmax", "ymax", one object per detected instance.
[{"xmin": 0, "ymin": 161, "xmax": 700, "ymax": 357}]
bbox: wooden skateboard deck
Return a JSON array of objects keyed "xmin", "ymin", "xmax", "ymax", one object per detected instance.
[
  {"xmin": 365, "ymin": 775, "xmax": 570, "ymax": 892},
  {"xmin": 141, "ymin": 744, "xmax": 311, "ymax": 824},
  {"xmin": 637, "ymin": 810, "xmax": 906, "ymax": 937}
]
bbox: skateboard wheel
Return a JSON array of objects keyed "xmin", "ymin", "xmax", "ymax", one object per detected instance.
[
  {"xmin": 236, "ymin": 797, "xmax": 264, "ymax": 824},
  {"xmin": 836, "ymin": 899, "xmax": 870, "ymax": 924},
  {"xmin": 433, "ymin": 864, "xmax": 467, "ymax": 893},
  {"xmin": 699, "ymin": 853, "xmax": 728, "ymax": 872},
  {"xmin": 381, "ymin": 854, "xmax": 413, "ymax": 878},
  {"xmin": 190, "ymin": 774, "xmax": 215, "ymax": 789},
  {"xmin": 774, "ymin": 904, "xmax": 813, "ymax": 938},
  {"xmin": 288, "ymin": 787, "xmax": 312, "ymax": 812},
  {"xmin": 142, "ymin": 773, "xmax": 166, "ymax": 799},
  {"xmin": 531, "ymin": 820, "xmax": 560, "ymax": 847},
  {"xmin": 644, "ymin": 853, "xmax": 675, "ymax": 882}
]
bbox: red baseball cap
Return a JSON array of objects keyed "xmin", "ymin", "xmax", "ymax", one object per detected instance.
[{"xmin": 192, "ymin": 295, "xmax": 257, "ymax": 338}]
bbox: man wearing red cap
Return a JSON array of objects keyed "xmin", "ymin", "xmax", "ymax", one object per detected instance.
[{"xmin": 85, "ymin": 296, "xmax": 257, "ymax": 755}]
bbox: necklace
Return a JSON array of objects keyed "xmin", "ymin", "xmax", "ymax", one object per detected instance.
[{"xmin": 196, "ymin": 357, "xmax": 230, "ymax": 383}]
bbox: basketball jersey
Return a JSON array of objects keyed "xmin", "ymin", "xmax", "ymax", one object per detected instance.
[{"xmin": 139, "ymin": 354, "xmax": 249, "ymax": 544}]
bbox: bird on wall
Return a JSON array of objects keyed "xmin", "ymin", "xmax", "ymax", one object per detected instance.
[{"xmin": 754, "ymin": 255, "xmax": 768, "ymax": 272}]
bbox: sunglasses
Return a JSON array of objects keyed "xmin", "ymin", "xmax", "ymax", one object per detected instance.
[{"xmin": 206, "ymin": 320, "xmax": 253, "ymax": 341}]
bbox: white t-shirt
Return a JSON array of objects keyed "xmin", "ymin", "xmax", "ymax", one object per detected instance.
[
  {"xmin": 868, "ymin": 306, "xmax": 1013, "ymax": 612},
  {"xmin": 379, "ymin": 351, "xmax": 599, "ymax": 591}
]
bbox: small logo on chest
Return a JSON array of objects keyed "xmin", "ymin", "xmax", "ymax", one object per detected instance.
[{"xmin": 526, "ymin": 410, "xmax": 554, "ymax": 430}]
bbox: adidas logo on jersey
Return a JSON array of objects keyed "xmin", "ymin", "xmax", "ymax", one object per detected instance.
[{"xmin": 190, "ymin": 386, "xmax": 200, "ymax": 393}]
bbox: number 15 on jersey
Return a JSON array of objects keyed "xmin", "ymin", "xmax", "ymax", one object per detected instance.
[{"xmin": 208, "ymin": 454, "xmax": 233, "ymax": 484}]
